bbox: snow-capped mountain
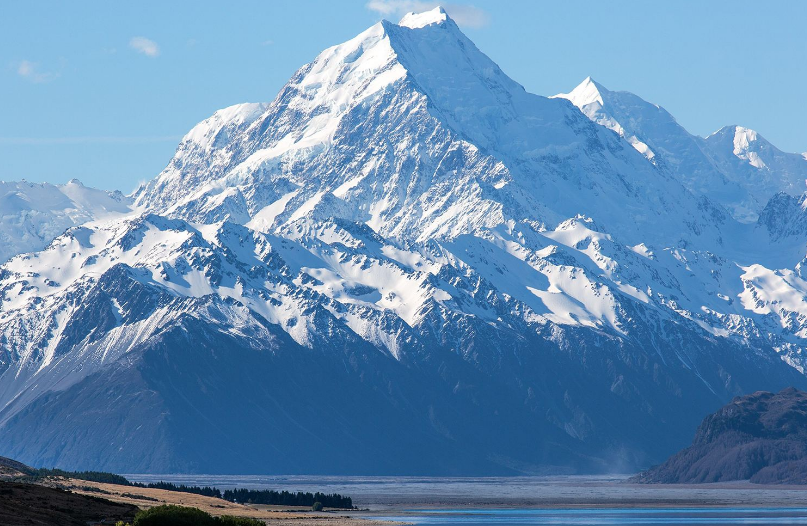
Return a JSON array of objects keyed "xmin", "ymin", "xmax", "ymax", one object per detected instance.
[
  {"xmin": 2, "ymin": 7, "xmax": 807, "ymax": 474},
  {"xmin": 0, "ymin": 179, "xmax": 132, "ymax": 264},
  {"xmin": 705, "ymin": 124, "xmax": 807, "ymax": 201},
  {"xmin": 134, "ymin": 11, "xmax": 727, "ymax": 250},
  {"xmin": 555, "ymin": 78, "xmax": 807, "ymax": 222}
]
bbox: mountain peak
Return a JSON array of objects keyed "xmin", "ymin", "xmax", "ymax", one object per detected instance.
[
  {"xmin": 733, "ymin": 126, "xmax": 762, "ymax": 153},
  {"xmin": 703, "ymin": 124, "xmax": 807, "ymax": 205},
  {"xmin": 709, "ymin": 124, "xmax": 762, "ymax": 144},
  {"xmin": 555, "ymin": 76, "xmax": 608, "ymax": 107},
  {"xmin": 398, "ymin": 6, "xmax": 449, "ymax": 29},
  {"xmin": 707, "ymin": 125, "xmax": 769, "ymax": 168}
]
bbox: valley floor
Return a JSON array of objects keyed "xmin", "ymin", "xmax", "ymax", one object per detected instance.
[
  {"xmin": 50, "ymin": 477, "xmax": 395, "ymax": 525},
  {"xmin": 11, "ymin": 474, "xmax": 807, "ymax": 525},
  {"xmin": 125, "ymin": 474, "xmax": 807, "ymax": 512}
]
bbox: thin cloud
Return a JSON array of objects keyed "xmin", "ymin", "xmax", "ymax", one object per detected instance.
[
  {"xmin": 0, "ymin": 136, "xmax": 182, "ymax": 145},
  {"xmin": 16, "ymin": 60, "xmax": 58, "ymax": 83},
  {"xmin": 129, "ymin": 36, "xmax": 160, "ymax": 57},
  {"xmin": 366, "ymin": 1, "xmax": 489, "ymax": 28}
]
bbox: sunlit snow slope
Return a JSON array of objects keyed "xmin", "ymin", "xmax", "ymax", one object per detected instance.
[
  {"xmin": 0, "ymin": 180, "xmax": 132, "ymax": 263},
  {"xmin": 555, "ymin": 77, "xmax": 807, "ymax": 222}
]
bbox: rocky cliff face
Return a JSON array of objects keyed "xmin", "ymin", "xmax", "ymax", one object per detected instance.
[{"xmin": 634, "ymin": 388, "xmax": 807, "ymax": 484}]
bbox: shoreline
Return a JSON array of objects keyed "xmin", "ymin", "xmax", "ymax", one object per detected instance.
[
  {"xmin": 351, "ymin": 499, "xmax": 807, "ymax": 511},
  {"xmin": 45, "ymin": 478, "xmax": 396, "ymax": 526},
  {"xmin": 118, "ymin": 475, "xmax": 807, "ymax": 510},
  {"xmin": 32, "ymin": 475, "xmax": 807, "ymax": 525}
]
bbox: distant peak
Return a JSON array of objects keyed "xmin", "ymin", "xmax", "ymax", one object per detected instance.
[
  {"xmin": 710, "ymin": 124, "xmax": 738, "ymax": 135},
  {"xmin": 708, "ymin": 125, "xmax": 762, "ymax": 147},
  {"xmin": 554, "ymin": 76, "xmax": 609, "ymax": 107},
  {"xmin": 734, "ymin": 125, "xmax": 758, "ymax": 141},
  {"xmin": 581, "ymin": 76, "xmax": 604, "ymax": 89},
  {"xmin": 580, "ymin": 76, "xmax": 610, "ymax": 95},
  {"xmin": 66, "ymin": 178, "xmax": 84, "ymax": 186},
  {"xmin": 399, "ymin": 6, "xmax": 449, "ymax": 29}
]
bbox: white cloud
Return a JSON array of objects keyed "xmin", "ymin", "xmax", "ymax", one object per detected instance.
[
  {"xmin": 366, "ymin": 1, "xmax": 489, "ymax": 28},
  {"xmin": 129, "ymin": 36, "xmax": 160, "ymax": 57},
  {"xmin": 16, "ymin": 60, "xmax": 58, "ymax": 83}
]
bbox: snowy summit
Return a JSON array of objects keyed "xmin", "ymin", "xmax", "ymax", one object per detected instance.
[{"xmin": 398, "ymin": 6, "xmax": 449, "ymax": 28}]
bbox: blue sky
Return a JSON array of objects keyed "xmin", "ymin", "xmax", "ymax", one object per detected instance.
[{"xmin": 2, "ymin": 0, "xmax": 806, "ymax": 192}]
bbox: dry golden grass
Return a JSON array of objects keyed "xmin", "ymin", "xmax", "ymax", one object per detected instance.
[{"xmin": 49, "ymin": 477, "xmax": 393, "ymax": 525}]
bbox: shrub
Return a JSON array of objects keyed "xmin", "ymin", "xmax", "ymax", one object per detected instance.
[
  {"xmin": 133, "ymin": 505, "xmax": 217, "ymax": 526},
  {"xmin": 133, "ymin": 506, "xmax": 266, "ymax": 526},
  {"xmin": 217, "ymin": 516, "xmax": 265, "ymax": 525},
  {"xmin": 312, "ymin": 502, "xmax": 323, "ymax": 512}
]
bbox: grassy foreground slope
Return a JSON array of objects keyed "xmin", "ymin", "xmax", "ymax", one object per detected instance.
[{"xmin": 0, "ymin": 481, "xmax": 138, "ymax": 526}]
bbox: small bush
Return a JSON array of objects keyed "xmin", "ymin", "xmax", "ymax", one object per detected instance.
[
  {"xmin": 133, "ymin": 505, "xmax": 217, "ymax": 526},
  {"xmin": 312, "ymin": 501, "xmax": 323, "ymax": 512},
  {"xmin": 133, "ymin": 505, "xmax": 265, "ymax": 526},
  {"xmin": 217, "ymin": 516, "xmax": 265, "ymax": 525}
]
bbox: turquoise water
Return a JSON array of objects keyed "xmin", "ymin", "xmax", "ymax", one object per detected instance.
[{"xmin": 373, "ymin": 508, "xmax": 807, "ymax": 525}]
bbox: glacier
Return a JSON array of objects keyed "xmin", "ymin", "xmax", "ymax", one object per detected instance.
[
  {"xmin": 1, "ymin": 7, "xmax": 807, "ymax": 474},
  {"xmin": 0, "ymin": 179, "xmax": 132, "ymax": 263}
]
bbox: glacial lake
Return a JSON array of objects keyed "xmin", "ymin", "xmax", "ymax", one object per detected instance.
[
  {"xmin": 124, "ymin": 475, "xmax": 807, "ymax": 523},
  {"xmin": 371, "ymin": 508, "xmax": 807, "ymax": 525}
]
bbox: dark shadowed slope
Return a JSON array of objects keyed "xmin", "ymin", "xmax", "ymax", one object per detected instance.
[
  {"xmin": 0, "ymin": 482, "xmax": 137, "ymax": 526},
  {"xmin": 634, "ymin": 387, "xmax": 807, "ymax": 484}
]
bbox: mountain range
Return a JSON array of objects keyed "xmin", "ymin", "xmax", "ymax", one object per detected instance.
[
  {"xmin": 2, "ymin": 7, "xmax": 807, "ymax": 475},
  {"xmin": 554, "ymin": 78, "xmax": 807, "ymax": 223}
]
